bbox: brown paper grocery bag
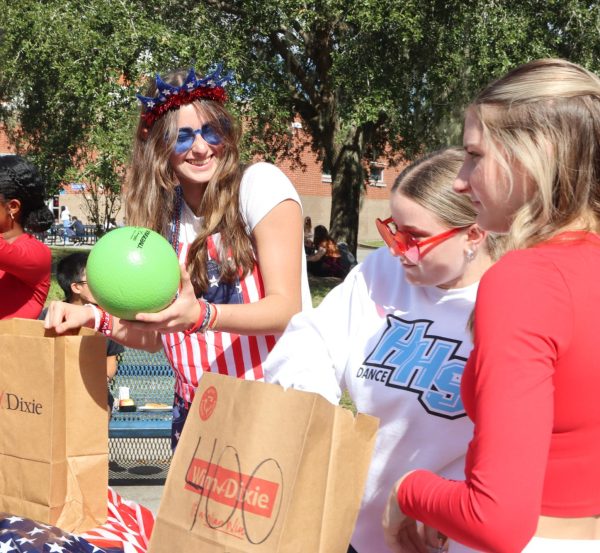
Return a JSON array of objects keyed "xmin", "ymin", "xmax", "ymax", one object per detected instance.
[
  {"xmin": 148, "ymin": 372, "xmax": 379, "ymax": 553},
  {"xmin": 0, "ymin": 318, "xmax": 108, "ymax": 532}
]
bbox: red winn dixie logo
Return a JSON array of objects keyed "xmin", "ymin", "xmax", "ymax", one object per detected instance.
[
  {"xmin": 185, "ymin": 458, "xmax": 279, "ymax": 518},
  {"xmin": 199, "ymin": 386, "xmax": 217, "ymax": 421},
  {"xmin": 0, "ymin": 391, "xmax": 43, "ymax": 415},
  {"xmin": 184, "ymin": 437, "xmax": 284, "ymax": 544}
]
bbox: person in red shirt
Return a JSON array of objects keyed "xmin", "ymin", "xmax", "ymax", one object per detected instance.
[
  {"xmin": 0, "ymin": 155, "xmax": 53, "ymax": 319},
  {"xmin": 383, "ymin": 59, "xmax": 600, "ymax": 552}
]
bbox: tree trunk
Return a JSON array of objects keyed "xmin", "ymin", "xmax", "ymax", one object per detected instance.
[
  {"xmin": 301, "ymin": 98, "xmax": 365, "ymax": 255},
  {"xmin": 328, "ymin": 143, "xmax": 364, "ymax": 255}
]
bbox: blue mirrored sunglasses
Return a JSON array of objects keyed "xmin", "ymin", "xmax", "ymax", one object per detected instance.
[{"xmin": 173, "ymin": 124, "xmax": 223, "ymax": 153}]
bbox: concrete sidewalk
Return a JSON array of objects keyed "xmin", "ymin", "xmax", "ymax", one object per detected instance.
[{"xmin": 112, "ymin": 484, "xmax": 164, "ymax": 515}]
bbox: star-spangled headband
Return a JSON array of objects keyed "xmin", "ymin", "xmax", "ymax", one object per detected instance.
[{"xmin": 136, "ymin": 65, "xmax": 233, "ymax": 128}]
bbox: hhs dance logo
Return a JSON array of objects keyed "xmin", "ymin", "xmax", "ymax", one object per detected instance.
[{"xmin": 361, "ymin": 316, "xmax": 467, "ymax": 419}]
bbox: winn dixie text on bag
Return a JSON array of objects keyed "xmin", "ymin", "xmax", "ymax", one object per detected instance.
[
  {"xmin": 149, "ymin": 373, "xmax": 379, "ymax": 553},
  {"xmin": 0, "ymin": 318, "xmax": 108, "ymax": 532}
]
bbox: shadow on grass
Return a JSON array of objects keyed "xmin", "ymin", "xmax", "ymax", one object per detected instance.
[{"xmin": 308, "ymin": 274, "xmax": 343, "ymax": 307}]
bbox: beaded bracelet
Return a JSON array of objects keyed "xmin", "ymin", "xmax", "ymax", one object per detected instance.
[{"xmin": 184, "ymin": 300, "xmax": 213, "ymax": 335}]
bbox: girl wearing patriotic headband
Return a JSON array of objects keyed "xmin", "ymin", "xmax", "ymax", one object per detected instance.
[{"xmin": 46, "ymin": 65, "xmax": 311, "ymax": 447}]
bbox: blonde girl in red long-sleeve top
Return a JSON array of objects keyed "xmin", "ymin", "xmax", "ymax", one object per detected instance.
[{"xmin": 384, "ymin": 59, "xmax": 600, "ymax": 553}]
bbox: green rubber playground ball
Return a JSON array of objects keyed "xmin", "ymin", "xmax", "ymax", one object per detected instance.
[{"xmin": 86, "ymin": 227, "xmax": 180, "ymax": 320}]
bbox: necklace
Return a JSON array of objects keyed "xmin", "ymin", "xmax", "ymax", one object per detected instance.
[{"xmin": 170, "ymin": 186, "xmax": 183, "ymax": 256}]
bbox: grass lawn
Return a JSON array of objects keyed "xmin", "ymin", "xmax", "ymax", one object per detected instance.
[
  {"xmin": 308, "ymin": 274, "xmax": 342, "ymax": 306},
  {"xmin": 360, "ymin": 239, "xmax": 384, "ymax": 249}
]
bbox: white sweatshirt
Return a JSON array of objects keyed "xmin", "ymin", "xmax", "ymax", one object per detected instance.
[{"xmin": 264, "ymin": 247, "xmax": 479, "ymax": 553}]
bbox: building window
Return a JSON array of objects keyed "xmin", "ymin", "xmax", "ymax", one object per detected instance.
[
  {"xmin": 369, "ymin": 162, "xmax": 385, "ymax": 187},
  {"xmin": 321, "ymin": 158, "xmax": 332, "ymax": 183}
]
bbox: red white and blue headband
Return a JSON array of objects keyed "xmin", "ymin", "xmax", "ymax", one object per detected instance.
[{"xmin": 136, "ymin": 65, "xmax": 233, "ymax": 129}]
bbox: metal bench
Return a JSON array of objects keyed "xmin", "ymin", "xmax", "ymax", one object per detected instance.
[
  {"xmin": 35, "ymin": 223, "xmax": 100, "ymax": 246},
  {"xmin": 108, "ymin": 348, "xmax": 175, "ymax": 484}
]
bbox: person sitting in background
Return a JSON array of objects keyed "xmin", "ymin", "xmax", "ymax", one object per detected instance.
[
  {"xmin": 70, "ymin": 216, "xmax": 86, "ymax": 243},
  {"xmin": 306, "ymin": 224, "xmax": 347, "ymax": 278},
  {"xmin": 39, "ymin": 252, "xmax": 125, "ymax": 414},
  {"xmin": 304, "ymin": 215, "xmax": 314, "ymax": 254},
  {"xmin": 0, "ymin": 155, "xmax": 54, "ymax": 319}
]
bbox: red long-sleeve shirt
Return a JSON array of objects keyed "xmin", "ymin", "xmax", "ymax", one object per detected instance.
[
  {"xmin": 398, "ymin": 232, "xmax": 600, "ymax": 553},
  {"xmin": 0, "ymin": 233, "xmax": 51, "ymax": 319}
]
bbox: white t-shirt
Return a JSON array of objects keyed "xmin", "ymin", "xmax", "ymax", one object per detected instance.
[
  {"xmin": 238, "ymin": 162, "xmax": 312, "ymax": 308},
  {"xmin": 264, "ymin": 247, "xmax": 479, "ymax": 553}
]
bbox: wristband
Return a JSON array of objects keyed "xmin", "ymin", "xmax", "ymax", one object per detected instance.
[
  {"xmin": 98, "ymin": 309, "xmax": 113, "ymax": 336},
  {"xmin": 85, "ymin": 303, "xmax": 101, "ymax": 331}
]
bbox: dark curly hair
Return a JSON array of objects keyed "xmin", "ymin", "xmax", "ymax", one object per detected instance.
[{"xmin": 0, "ymin": 155, "xmax": 54, "ymax": 232}]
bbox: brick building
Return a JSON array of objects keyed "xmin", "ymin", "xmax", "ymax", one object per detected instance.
[
  {"xmin": 277, "ymin": 124, "xmax": 405, "ymax": 243},
  {"xmin": 0, "ymin": 127, "xmax": 13, "ymax": 156}
]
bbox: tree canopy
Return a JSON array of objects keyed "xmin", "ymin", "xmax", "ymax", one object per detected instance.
[{"xmin": 1, "ymin": 0, "xmax": 598, "ymax": 247}]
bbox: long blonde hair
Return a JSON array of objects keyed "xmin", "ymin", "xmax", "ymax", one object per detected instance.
[
  {"xmin": 125, "ymin": 69, "xmax": 255, "ymax": 294},
  {"xmin": 472, "ymin": 58, "xmax": 600, "ymax": 249},
  {"xmin": 393, "ymin": 147, "xmax": 504, "ymax": 260}
]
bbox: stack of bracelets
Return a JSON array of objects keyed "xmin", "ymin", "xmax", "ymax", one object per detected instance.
[
  {"xmin": 86, "ymin": 299, "xmax": 218, "ymax": 336},
  {"xmin": 184, "ymin": 299, "xmax": 219, "ymax": 334},
  {"xmin": 86, "ymin": 304, "xmax": 114, "ymax": 336}
]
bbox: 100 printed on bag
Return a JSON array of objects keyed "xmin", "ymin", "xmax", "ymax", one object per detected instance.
[{"xmin": 148, "ymin": 374, "xmax": 379, "ymax": 553}]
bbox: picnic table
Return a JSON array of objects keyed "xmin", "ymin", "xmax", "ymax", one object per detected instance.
[{"xmin": 108, "ymin": 348, "xmax": 174, "ymax": 484}]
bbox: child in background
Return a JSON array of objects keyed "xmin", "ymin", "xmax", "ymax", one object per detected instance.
[{"xmin": 306, "ymin": 224, "xmax": 348, "ymax": 278}]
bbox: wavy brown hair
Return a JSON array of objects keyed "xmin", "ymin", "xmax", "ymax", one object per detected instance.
[
  {"xmin": 125, "ymin": 68, "xmax": 255, "ymax": 295},
  {"xmin": 472, "ymin": 58, "xmax": 600, "ymax": 249}
]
